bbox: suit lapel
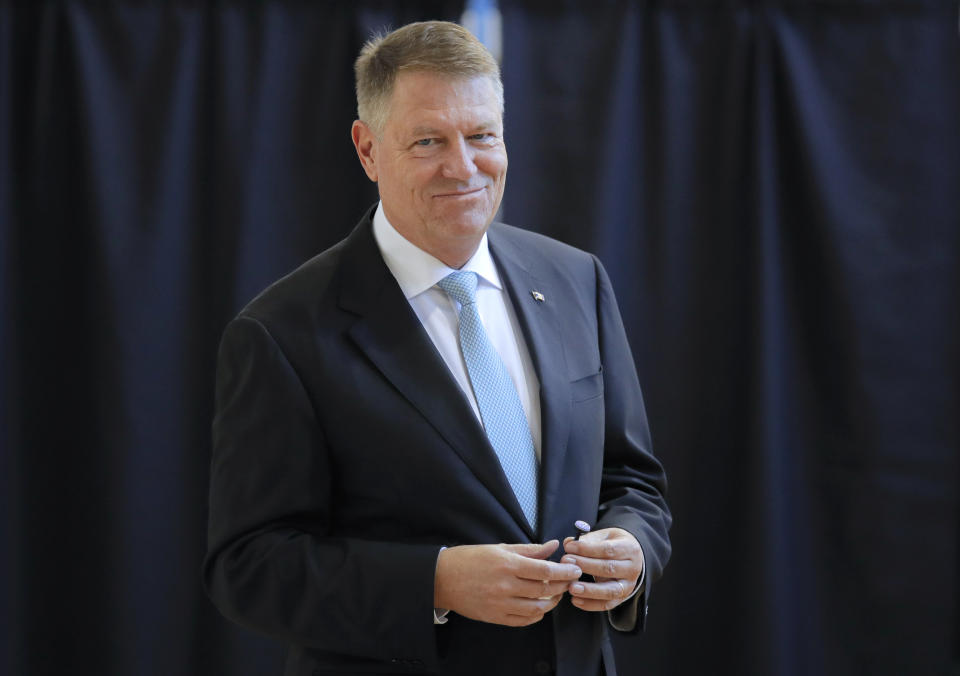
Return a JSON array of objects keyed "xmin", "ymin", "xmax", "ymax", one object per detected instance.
[
  {"xmin": 489, "ymin": 228, "xmax": 573, "ymax": 540},
  {"xmin": 337, "ymin": 216, "xmax": 534, "ymax": 540}
]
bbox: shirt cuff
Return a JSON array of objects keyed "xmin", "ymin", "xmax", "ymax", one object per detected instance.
[{"xmin": 434, "ymin": 546, "xmax": 449, "ymax": 625}]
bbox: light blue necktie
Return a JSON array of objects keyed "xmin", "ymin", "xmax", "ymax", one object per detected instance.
[{"xmin": 438, "ymin": 271, "xmax": 539, "ymax": 530}]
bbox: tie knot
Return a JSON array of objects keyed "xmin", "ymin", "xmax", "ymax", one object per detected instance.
[{"xmin": 438, "ymin": 270, "xmax": 478, "ymax": 306}]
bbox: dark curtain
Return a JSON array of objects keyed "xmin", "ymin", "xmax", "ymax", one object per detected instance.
[
  {"xmin": 1, "ymin": 3, "xmax": 462, "ymax": 675},
  {"xmin": 499, "ymin": 1, "xmax": 959, "ymax": 675},
  {"xmin": 1, "ymin": 1, "xmax": 957, "ymax": 675}
]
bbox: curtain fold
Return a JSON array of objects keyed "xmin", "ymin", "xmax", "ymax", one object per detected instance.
[
  {"xmin": 1, "ymin": 3, "xmax": 462, "ymax": 675},
  {"xmin": 499, "ymin": 1, "xmax": 958, "ymax": 674}
]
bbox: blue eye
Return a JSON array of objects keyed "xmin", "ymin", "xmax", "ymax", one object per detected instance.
[{"xmin": 416, "ymin": 139, "xmax": 433, "ymax": 146}]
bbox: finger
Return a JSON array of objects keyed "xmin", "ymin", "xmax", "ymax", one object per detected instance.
[
  {"xmin": 506, "ymin": 595, "xmax": 562, "ymax": 619},
  {"xmin": 503, "ymin": 540, "xmax": 560, "ymax": 560},
  {"xmin": 568, "ymin": 578, "xmax": 632, "ymax": 602},
  {"xmin": 569, "ymin": 595, "xmax": 625, "ymax": 612},
  {"xmin": 517, "ymin": 578, "xmax": 574, "ymax": 600},
  {"xmin": 504, "ymin": 611, "xmax": 548, "ymax": 627},
  {"xmin": 563, "ymin": 532, "xmax": 637, "ymax": 560},
  {"xmin": 514, "ymin": 556, "xmax": 582, "ymax": 583},
  {"xmin": 560, "ymin": 553, "xmax": 635, "ymax": 580},
  {"xmin": 570, "ymin": 596, "xmax": 627, "ymax": 612}
]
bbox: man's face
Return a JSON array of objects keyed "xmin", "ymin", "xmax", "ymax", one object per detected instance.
[{"xmin": 352, "ymin": 71, "xmax": 508, "ymax": 267}]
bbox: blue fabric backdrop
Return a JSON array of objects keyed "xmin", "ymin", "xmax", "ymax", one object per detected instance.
[{"xmin": 1, "ymin": 1, "xmax": 956, "ymax": 674}]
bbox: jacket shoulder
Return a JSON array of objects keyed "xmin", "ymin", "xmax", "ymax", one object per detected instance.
[
  {"xmin": 490, "ymin": 222, "xmax": 592, "ymax": 259},
  {"xmin": 489, "ymin": 222, "xmax": 599, "ymax": 283},
  {"xmin": 238, "ymin": 238, "xmax": 346, "ymax": 325}
]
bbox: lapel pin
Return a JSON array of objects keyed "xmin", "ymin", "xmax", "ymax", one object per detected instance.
[{"xmin": 530, "ymin": 290, "xmax": 545, "ymax": 303}]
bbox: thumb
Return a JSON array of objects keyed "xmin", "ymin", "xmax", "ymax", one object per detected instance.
[{"xmin": 503, "ymin": 539, "xmax": 560, "ymax": 560}]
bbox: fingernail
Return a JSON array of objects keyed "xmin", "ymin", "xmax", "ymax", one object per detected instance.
[
  {"xmin": 573, "ymin": 567, "xmax": 582, "ymax": 577},
  {"xmin": 572, "ymin": 583, "xmax": 584, "ymax": 594},
  {"xmin": 561, "ymin": 556, "xmax": 575, "ymax": 564}
]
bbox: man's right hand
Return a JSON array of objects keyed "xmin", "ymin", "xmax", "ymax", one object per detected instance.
[{"xmin": 433, "ymin": 540, "xmax": 582, "ymax": 627}]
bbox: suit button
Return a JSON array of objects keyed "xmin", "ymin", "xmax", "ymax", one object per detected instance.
[{"xmin": 534, "ymin": 659, "xmax": 553, "ymax": 674}]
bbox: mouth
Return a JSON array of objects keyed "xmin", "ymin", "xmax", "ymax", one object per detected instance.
[{"xmin": 433, "ymin": 187, "xmax": 486, "ymax": 198}]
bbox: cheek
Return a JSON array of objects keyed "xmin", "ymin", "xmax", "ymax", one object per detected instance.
[
  {"xmin": 408, "ymin": 165, "xmax": 441, "ymax": 198},
  {"xmin": 478, "ymin": 152, "xmax": 508, "ymax": 181}
]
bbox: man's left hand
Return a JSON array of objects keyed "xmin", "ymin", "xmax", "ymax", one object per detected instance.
[{"xmin": 561, "ymin": 527, "xmax": 644, "ymax": 612}]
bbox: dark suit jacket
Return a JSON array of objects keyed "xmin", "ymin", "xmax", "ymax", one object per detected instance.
[{"xmin": 204, "ymin": 207, "xmax": 671, "ymax": 676}]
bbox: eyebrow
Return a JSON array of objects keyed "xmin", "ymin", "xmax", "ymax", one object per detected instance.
[
  {"xmin": 409, "ymin": 121, "xmax": 500, "ymax": 138},
  {"xmin": 410, "ymin": 126, "xmax": 440, "ymax": 137}
]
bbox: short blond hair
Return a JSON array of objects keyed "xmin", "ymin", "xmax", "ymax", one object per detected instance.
[{"xmin": 354, "ymin": 21, "xmax": 503, "ymax": 136}]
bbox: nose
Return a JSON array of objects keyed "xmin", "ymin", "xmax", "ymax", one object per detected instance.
[{"xmin": 441, "ymin": 137, "xmax": 478, "ymax": 181}]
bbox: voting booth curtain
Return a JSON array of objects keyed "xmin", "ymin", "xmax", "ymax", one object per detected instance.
[
  {"xmin": 499, "ymin": 2, "xmax": 959, "ymax": 674},
  {"xmin": 1, "ymin": 1, "xmax": 957, "ymax": 675}
]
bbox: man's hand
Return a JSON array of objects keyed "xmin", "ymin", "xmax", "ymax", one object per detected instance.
[
  {"xmin": 434, "ymin": 540, "xmax": 583, "ymax": 627},
  {"xmin": 561, "ymin": 527, "xmax": 644, "ymax": 612}
]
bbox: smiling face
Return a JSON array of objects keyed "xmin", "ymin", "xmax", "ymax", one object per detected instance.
[{"xmin": 352, "ymin": 71, "xmax": 508, "ymax": 268}]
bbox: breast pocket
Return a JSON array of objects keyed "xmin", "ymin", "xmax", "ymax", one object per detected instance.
[{"xmin": 570, "ymin": 367, "xmax": 604, "ymax": 403}]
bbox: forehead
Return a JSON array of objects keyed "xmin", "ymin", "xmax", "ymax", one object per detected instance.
[{"xmin": 385, "ymin": 71, "xmax": 502, "ymax": 132}]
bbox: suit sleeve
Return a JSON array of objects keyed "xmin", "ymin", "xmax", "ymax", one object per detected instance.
[
  {"xmin": 589, "ymin": 256, "xmax": 672, "ymax": 633},
  {"xmin": 203, "ymin": 315, "xmax": 442, "ymax": 666}
]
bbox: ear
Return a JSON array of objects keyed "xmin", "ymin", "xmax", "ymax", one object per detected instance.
[{"xmin": 351, "ymin": 120, "xmax": 379, "ymax": 182}]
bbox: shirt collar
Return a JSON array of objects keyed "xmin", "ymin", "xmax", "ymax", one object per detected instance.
[{"xmin": 372, "ymin": 201, "xmax": 502, "ymax": 299}]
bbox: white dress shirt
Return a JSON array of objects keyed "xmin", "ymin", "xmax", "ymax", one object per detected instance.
[{"xmin": 372, "ymin": 202, "xmax": 542, "ymax": 458}]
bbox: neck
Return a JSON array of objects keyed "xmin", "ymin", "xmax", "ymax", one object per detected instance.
[{"xmin": 435, "ymin": 244, "xmax": 479, "ymax": 270}]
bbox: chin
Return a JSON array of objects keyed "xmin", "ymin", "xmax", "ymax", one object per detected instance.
[
  {"xmin": 447, "ymin": 217, "xmax": 492, "ymax": 239},
  {"xmin": 433, "ymin": 209, "xmax": 494, "ymax": 236}
]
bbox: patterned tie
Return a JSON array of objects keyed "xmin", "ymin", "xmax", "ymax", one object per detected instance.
[{"xmin": 438, "ymin": 271, "xmax": 539, "ymax": 530}]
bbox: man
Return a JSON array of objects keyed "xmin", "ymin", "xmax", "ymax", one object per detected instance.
[{"xmin": 205, "ymin": 21, "xmax": 670, "ymax": 676}]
